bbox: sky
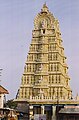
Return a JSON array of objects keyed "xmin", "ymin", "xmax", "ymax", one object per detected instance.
[{"xmin": 0, "ymin": 0, "xmax": 79, "ymax": 100}]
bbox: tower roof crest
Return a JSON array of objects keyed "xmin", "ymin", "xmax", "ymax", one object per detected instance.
[
  {"xmin": 41, "ymin": 3, "xmax": 49, "ymax": 13},
  {"xmin": 34, "ymin": 3, "xmax": 55, "ymax": 29}
]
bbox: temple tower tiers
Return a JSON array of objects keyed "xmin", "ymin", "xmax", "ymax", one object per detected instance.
[{"xmin": 16, "ymin": 4, "xmax": 72, "ymax": 103}]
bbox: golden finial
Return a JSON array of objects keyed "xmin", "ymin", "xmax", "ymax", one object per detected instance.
[{"xmin": 41, "ymin": 2, "xmax": 49, "ymax": 13}]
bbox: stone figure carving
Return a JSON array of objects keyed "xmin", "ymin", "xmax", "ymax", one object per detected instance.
[{"xmin": 41, "ymin": 19, "xmax": 47, "ymax": 28}]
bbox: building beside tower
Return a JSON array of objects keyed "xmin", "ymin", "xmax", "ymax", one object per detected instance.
[
  {"xmin": 0, "ymin": 85, "xmax": 9, "ymax": 108},
  {"xmin": 15, "ymin": 3, "xmax": 79, "ymax": 120}
]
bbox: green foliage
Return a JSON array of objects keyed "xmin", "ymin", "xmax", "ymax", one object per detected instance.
[{"xmin": 5, "ymin": 99, "xmax": 17, "ymax": 109}]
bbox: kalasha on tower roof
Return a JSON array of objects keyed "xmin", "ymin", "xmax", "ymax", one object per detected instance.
[
  {"xmin": 41, "ymin": 3, "xmax": 49, "ymax": 13},
  {"xmin": 0, "ymin": 85, "xmax": 9, "ymax": 94}
]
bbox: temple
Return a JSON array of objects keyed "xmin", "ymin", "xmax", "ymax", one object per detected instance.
[{"xmin": 15, "ymin": 3, "xmax": 79, "ymax": 120}]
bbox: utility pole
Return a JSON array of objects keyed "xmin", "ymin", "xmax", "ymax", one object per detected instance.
[
  {"xmin": 56, "ymin": 89, "xmax": 59, "ymax": 120},
  {"xmin": 0, "ymin": 69, "xmax": 3, "ymax": 75},
  {"xmin": 0, "ymin": 68, "xmax": 3, "ymax": 85}
]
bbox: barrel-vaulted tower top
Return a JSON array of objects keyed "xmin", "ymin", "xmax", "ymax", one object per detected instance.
[{"xmin": 34, "ymin": 3, "xmax": 55, "ymax": 30}]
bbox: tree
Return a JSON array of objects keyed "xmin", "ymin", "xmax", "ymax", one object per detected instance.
[{"xmin": 5, "ymin": 99, "xmax": 17, "ymax": 109}]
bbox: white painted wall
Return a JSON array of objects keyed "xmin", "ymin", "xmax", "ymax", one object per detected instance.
[{"xmin": 0, "ymin": 93, "xmax": 4, "ymax": 108}]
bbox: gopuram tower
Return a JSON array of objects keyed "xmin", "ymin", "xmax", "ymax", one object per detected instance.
[{"xmin": 16, "ymin": 3, "xmax": 73, "ymax": 120}]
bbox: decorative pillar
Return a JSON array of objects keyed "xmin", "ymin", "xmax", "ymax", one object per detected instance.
[
  {"xmin": 41, "ymin": 105, "xmax": 44, "ymax": 114},
  {"xmin": 52, "ymin": 106, "xmax": 56, "ymax": 120},
  {"xmin": 29, "ymin": 105, "xmax": 33, "ymax": 120},
  {"xmin": 34, "ymin": 106, "xmax": 37, "ymax": 114}
]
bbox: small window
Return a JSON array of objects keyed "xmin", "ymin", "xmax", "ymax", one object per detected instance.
[{"xmin": 43, "ymin": 29, "xmax": 45, "ymax": 34}]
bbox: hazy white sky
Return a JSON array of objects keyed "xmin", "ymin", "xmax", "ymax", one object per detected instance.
[{"xmin": 0, "ymin": 0, "xmax": 79, "ymax": 99}]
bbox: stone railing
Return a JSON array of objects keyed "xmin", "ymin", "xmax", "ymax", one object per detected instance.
[
  {"xmin": 29, "ymin": 96, "xmax": 54, "ymax": 101},
  {"xmin": 29, "ymin": 95, "xmax": 74, "ymax": 103}
]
